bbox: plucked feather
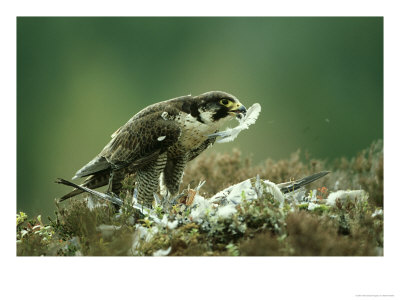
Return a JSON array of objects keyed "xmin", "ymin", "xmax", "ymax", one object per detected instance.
[{"xmin": 208, "ymin": 103, "xmax": 261, "ymax": 143}]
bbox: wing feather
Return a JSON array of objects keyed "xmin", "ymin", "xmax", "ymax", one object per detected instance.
[
  {"xmin": 72, "ymin": 156, "xmax": 109, "ymax": 179},
  {"xmin": 72, "ymin": 101, "xmax": 185, "ymax": 179},
  {"xmin": 100, "ymin": 110, "xmax": 181, "ymax": 169}
]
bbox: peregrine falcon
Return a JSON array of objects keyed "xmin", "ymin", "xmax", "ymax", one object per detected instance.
[{"xmin": 58, "ymin": 91, "xmax": 247, "ymax": 207}]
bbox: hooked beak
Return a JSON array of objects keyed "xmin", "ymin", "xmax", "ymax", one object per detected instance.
[{"xmin": 229, "ymin": 104, "xmax": 247, "ymax": 118}]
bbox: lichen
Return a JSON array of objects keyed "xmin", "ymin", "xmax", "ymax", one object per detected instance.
[{"xmin": 17, "ymin": 140, "xmax": 383, "ymax": 256}]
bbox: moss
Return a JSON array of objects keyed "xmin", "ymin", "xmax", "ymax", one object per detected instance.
[
  {"xmin": 137, "ymin": 222, "xmax": 209, "ymax": 256},
  {"xmin": 298, "ymin": 203, "xmax": 309, "ymax": 210},
  {"xmin": 237, "ymin": 192, "xmax": 285, "ymax": 234},
  {"xmin": 54, "ymin": 200, "xmax": 115, "ymax": 239},
  {"xmin": 311, "ymin": 204, "xmax": 331, "ymax": 215},
  {"xmin": 238, "ymin": 232, "xmax": 285, "ymax": 256},
  {"xmin": 17, "ymin": 140, "xmax": 383, "ymax": 256},
  {"xmin": 206, "ymin": 216, "xmax": 245, "ymax": 246},
  {"xmin": 17, "ymin": 214, "xmax": 63, "ymax": 256},
  {"xmin": 85, "ymin": 227, "xmax": 135, "ymax": 256},
  {"xmin": 226, "ymin": 243, "xmax": 240, "ymax": 256}
]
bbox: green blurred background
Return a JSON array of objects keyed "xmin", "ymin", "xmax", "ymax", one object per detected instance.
[{"xmin": 17, "ymin": 17, "xmax": 383, "ymax": 218}]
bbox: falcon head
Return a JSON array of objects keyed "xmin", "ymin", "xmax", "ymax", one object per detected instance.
[{"xmin": 192, "ymin": 91, "xmax": 247, "ymax": 124}]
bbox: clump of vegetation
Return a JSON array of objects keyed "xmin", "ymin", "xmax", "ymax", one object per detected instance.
[
  {"xmin": 17, "ymin": 213, "xmax": 59, "ymax": 256},
  {"xmin": 17, "ymin": 140, "xmax": 383, "ymax": 256},
  {"xmin": 183, "ymin": 140, "xmax": 383, "ymax": 207}
]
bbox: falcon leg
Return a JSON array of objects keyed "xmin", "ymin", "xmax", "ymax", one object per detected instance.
[
  {"xmin": 163, "ymin": 155, "xmax": 187, "ymax": 196},
  {"xmin": 136, "ymin": 153, "xmax": 168, "ymax": 208},
  {"xmin": 106, "ymin": 170, "xmax": 114, "ymax": 194}
]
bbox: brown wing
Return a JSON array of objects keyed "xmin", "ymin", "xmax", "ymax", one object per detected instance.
[
  {"xmin": 100, "ymin": 110, "xmax": 181, "ymax": 170},
  {"xmin": 72, "ymin": 101, "xmax": 188, "ymax": 179}
]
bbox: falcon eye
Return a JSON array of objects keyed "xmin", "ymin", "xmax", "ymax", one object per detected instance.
[{"xmin": 220, "ymin": 99, "xmax": 230, "ymax": 106}]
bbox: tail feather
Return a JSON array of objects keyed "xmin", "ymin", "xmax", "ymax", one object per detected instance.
[
  {"xmin": 58, "ymin": 188, "xmax": 84, "ymax": 202},
  {"xmin": 55, "ymin": 178, "xmax": 123, "ymax": 206},
  {"xmin": 57, "ymin": 171, "xmax": 110, "ymax": 202},
  {"xmin": 73, "ymin": 156, "xmax": 110, "ymax": 179},
  {"xmin": 278, "ymin": 171, "xmax": 330, "ymax": 194},
  {"xmin": 56, "ymin": 169, "xmax": 130, "ymax": 202}
]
